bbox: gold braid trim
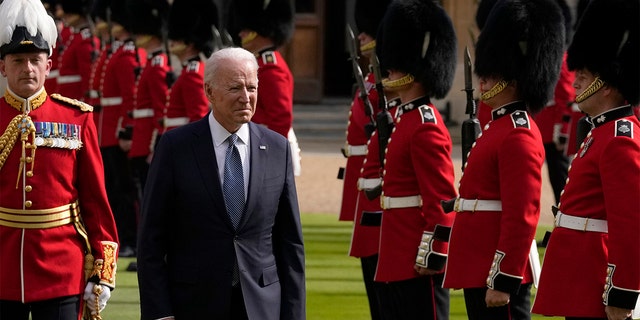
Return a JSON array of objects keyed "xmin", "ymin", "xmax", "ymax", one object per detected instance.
[
  {"xmin": 382, "ymin": 74, "xmax": 415, "ymax": 89},
  {"xmin": 15, "ymin": 116, "xmax": 37, "ymax": 188},
  {"xmin": 360, "ymin": 40, "xmax": 376, "ymax": 53},
  {"xmin": 0, "ymin": 116, "xmax": 22, "ymax": 171},
  {"xmin": 242, "ymin": 31, "xmax": 258, "ymax": 46},
  {"xmin": 575, "ymin": 76, "xmax": 604, "ymax": 103},
  {"xmin": 481, "ymin": 80, "xmax": 509, "ymax": 101}
]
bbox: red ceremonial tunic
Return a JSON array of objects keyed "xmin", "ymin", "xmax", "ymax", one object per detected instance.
[
  {"xmin": 339, "ymin": 73, "xmax": 379, "ymax": 222},
  {"xmin": 97, "ymin": 40, "xmax": 146, "ymax": 147},
  {"xmin": 444, "ymin": 101, "xmax": 543, "ymax": 293},
  {"xmin": 87, "ymin": 44, "xmax": 111, "ymax": 111},
  {"xmin": 45, "ymin": 25, "xmax": 72, "ymax": 93},
  {"xmin": 533, "ymin": 106, "xmax": 640, "ymax": 317},
  {"xmin": 162, "ymin": 56, "xmax": 208, "ymax": 133},
  {"xmin": 251, "ymin": 49, "xmax": 293, "ymax": 138},
  {"xmin": 348, "ymin": 101, "xmax": 399, "ymax": 258},
  {"xmin": 129, "ymin": 50, "xmax": 170, "ymax": 158},
  {"xmin": 56, "ymin": 26, "xmax": 98, "ymax": 101},
  {"xmin": 0, "ymin": 89, "xmax": 118, "ymax": 303},
  {"xmin": 375, "ymin": 97, "xmax": 457, "ymax": 282}
]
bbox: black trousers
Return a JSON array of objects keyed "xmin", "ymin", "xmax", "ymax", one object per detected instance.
[
  {"xmin": 544, "ymin": 143, "xmax": 569, "ymax": 204},
  {"xmin": 101, "ymin": 146, "xmax": 137, "ymax": 249},
  {"xmin": 0, "ymin": 295, "xmax": 80, "ymax": 320},
  {"xmin": 360, "ymin": 254, "xmax": 383, "ymax": 320},
  {"xmin": 463, "ymin": 284, "xmax": 532, "ymax": 320},
  {"xmin": 230, "ymin": 285, "xmax": 248, "ymax": 320},
  {"xmin": 377, "ymin": 273, "xmax": 449, "ymax": 320}
]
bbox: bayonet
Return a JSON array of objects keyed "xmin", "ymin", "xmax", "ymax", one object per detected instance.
[
  {"xmin": 460, "ymin": 46, "xmax": 481, "ymax": 170},
  {"xmin": 346, "ymin": 25, "xmax": 375, "ymax": 136}
]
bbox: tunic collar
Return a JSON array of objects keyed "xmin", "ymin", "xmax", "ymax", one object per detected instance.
[
  {"xmin": 3, "ymin": 87, "xmax": 47, "ymax": 113},
  {"xmin": 491, "ymin": 101, "xmax": 526, "ymax": 121},
  {"xmin": 397, "ymin": 96, "xmax": 431, "ymax": 117},
  {"xmin": 588, "ymin": 105, "xmax": 634, "ymax": 128}
]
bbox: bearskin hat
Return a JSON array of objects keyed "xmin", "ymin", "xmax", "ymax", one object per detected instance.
[
  {"xmin": 110, "ymin": 0, "xmax": 131, "ymax": 31},
  {"xmin": 58, "ymin": 0, "xmax": 91, "ymax": 15},
  {"xmin": 375, "ymin": 0, "xmax": 457, "ymax": 99},
  {"xmin": 0, "ymin": 0, "xmax": 57, "ymax": 57},
  {"xmin": 475, "ymin": 0, "xmax": 498, "ymax": 31},
  {"xmin": 567, "ymin": 0, "xmax": 639, "ymax": 105},
  {"xmin": 90, "ymin": 0, "xmax": 109, "ymax": 22},
  {"xmin": 354, "ymin": 0, "xmax": 392, "ymax": 37},
  {"xmin": 126, "ymin": 0, "xmax": 169, "ymax": 38},
  {"xmin": 168, "ymin": 0, "xmax": 218, "ymax": 55},
  {"xmin": 475, "ymin": 0, "xmax": 565, "ymax": 112},
  {"xmin": 227, "ymin": 0, "xmax": 294, "ymax": 47}
]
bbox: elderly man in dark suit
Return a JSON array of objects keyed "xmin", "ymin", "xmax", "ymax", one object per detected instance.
[{"xmin": 137, "ymin": 47, "xmax": 306, "ymax": 320}]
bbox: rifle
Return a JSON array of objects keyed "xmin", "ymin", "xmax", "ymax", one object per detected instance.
[
  {"xmin": 161, "ymin": 14, "xmax": 176, "ymax": 88},
  {"xmin": 460, "ymin": 46, "xmax": 481, "ymax": 171},
  {"xmin": 345, "ymin": 25, "xmax": 375, "ymax": 137}
]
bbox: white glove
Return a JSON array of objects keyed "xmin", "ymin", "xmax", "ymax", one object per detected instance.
[{"xmin": 83, "ymin": 283, "xmax": 111, "ymax": 314}]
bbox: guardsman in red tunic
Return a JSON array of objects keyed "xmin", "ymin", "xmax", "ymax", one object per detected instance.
[
  {"xmin": 97, "ymin": 0, "xmax": 146, "ymax": 258},
  {"xmin": 56, "ymin": 0, "xmax": 99, "ymax": 101},
  {"xmin": 86, "ymin": 1, "xmax": 111, "ymax": 117},
  {"xmin": 161, "ymin": 0, "xmax": 216, "ymax": 135},
  {"xmin": 229, "ymin": 0, "xmax": 302, "ymax": 176},
  {"xmin": 42, "ymin": 2, "xmax": 64, "ymax": 93},
  {"xmin": 349, "ymin": 97, "xmax": 399, "ymax": 320},
  {"xmin": 0, "ymin": 1, "xmax": 119, "ymax": 318},
  {"xmin": 373, "ymin": 1, "xmax": 458, "ymax": 318},
  {"xmin": 127, "ymin": 0, "xmax": 170, "ymax": 195},
  {"xmin": 533, "ymin": 1, "xmax": 640, "ymax": 319},
  {"xmin": 442, "ymin": 1, "xmax": 565, "ymax": 319},
  {"xmin": 337, "ymin": 0, "xmax": 390, "ymax": 224}
]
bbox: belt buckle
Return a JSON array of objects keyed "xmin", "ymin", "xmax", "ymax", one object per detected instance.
[
  {"xmin": 454, "ymin": 198, "xmax": 461, "ymax": 212},
  {"xmin": 583, "ymin": 217, "xmax": 590, "ymax": 232}
]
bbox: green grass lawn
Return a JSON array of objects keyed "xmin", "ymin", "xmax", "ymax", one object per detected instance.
[{"xmin": 102, "ymin": 213, "xmax": 561, "ymax": 319}]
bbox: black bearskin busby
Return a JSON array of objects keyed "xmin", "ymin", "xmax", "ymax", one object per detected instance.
[
  {"xmin": 227, "ymin": 0, "xmax": 294, "ymax": 47},
  {"xmin": 475, "ymin": 0, "xmax": 498, "ymax": 31},
  {"xmin": 0, "ymin": 0, "xmax": 57, "ymax": 58},
  {"xmin": 375, "ymin": 0, "xmax": 457, "ymax": 99},
  {"xmin": 126, "ymin": 0, "xmax": 169, "ymax": 38},
  {"xmin": 567, "ymin": 0, "xmax": 639, "ymax": 105},
  {"xmin": 354, "ymin": 0, "xmax": 391, "ymax": 37},
  {"xmin": 90, "ymin": 0, "xmax": 109, "ymax": 22},
  {"xmin": 475, "ymin": 0, "xmax": 565, "ymax": 112},
  {"xmin": 58, "ymin": 0, "xmax": 91, "ymax": 15},
  {"xmin": 110, "ymin": 0, "xmax": 131, "ymax": 31},
  {"xmin": 168, "ymin": 0, "xmax": 218, "ymax": 56}
]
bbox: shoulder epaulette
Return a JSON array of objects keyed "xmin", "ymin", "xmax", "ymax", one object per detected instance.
[
  {"xmin": 510, "ymin": 111, "xmax": 530, "ymax": 129},
  {"xmin": 261, "ymin": 51, "xmax": 277, "ymax": 65},
  {"xmin": 615, "ymin": 119, "xmax": 633, "ymax": 138},
  {"xmin": 151, "ymin": 55, "xmax": 165, "ymax": 67},
  {"xmin": 185, "ymin": 60, "xmax": 200, "ymax": 72},
  {"xmin": 50, "ymin": 93, "xmax": 94, "ymax": 112},
  {"xmin": 419, "ymin": 105, "xmax": 437, "ymax": 124}
]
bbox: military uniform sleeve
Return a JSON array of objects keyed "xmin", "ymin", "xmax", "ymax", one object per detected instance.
[
  {"xmin": 76, "ymin": 111, "xmax": 119, "ymax": 288},
  {"xmin": 256, "ymin": 63, "xmax": 293, "ymax": 137},
  {"xmin": 601, "ymin": 133, "xmax": 640, "ymax": 309},
  {"xmin": 180, "ymin": 71, "xmax": 209, "ymax": 122},
  {"xmin": 490, "ymin": 124, "xmax": 543, "ymax": 294}
]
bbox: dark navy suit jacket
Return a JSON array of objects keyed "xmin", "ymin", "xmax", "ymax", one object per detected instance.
[{"xmin": 137, "ymin": 115, "xmax": 305, "ymax": 319}]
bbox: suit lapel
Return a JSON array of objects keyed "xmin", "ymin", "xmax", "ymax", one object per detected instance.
[
  {"xmin": 190, "ymin": 116, "xmax": 230, "ymax": 225},
  {"xmin": 240, "ymin": 122, "xmax": 266, "ymax": 229}
]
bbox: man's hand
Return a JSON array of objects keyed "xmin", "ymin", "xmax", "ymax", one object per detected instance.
[
  {"xmin": 605, "ymin": 305, "xmax": 632, "ymax": 320},
  {"xmin": 83, "ymin": 283, "xmax": 111, "ymax": 314},
  {"xmin": 413, "ymin": 265, "xmax": 439, "ymax": 276},
  {"xmin": 485, "ymin": 288, "xmax": 510, "ymax": 307}
]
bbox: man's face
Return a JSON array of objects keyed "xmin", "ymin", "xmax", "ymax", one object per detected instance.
[
  {"xmin": 573, "ymin": 68, "xmax": 603, "ymax": 116},
  {"xmin": 0, "ymin": 51, "xmax": 51, "ymax": 98},
  {"xmin": 207, "ymin": 59, "xmax": 258, "ymax": 132}
]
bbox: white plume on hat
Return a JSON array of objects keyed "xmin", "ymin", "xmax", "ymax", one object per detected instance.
[{"xmin": 0, "ymin": 0, "xmax": 57, "ymax": 50}]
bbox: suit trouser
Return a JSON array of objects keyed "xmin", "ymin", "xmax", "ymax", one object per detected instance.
[
  {"xmin": 463, "ymin": 283, "xmax": 532, "ymax": 320},
  {"xmin": 377, "ymin": 273, "xmax": 449, "ymax": 320},
  {"xmin": 360, "ymin": 254, "xmax": 383, "ymax": 320},
  {"xmin": 0, "ymin": 295, "xmax": 80, "ymax": 320}
]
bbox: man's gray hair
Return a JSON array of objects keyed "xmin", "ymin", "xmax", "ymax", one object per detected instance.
[{"xmin": 204, "ymin": 47, "xmax": 258, "ymax": 86}]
